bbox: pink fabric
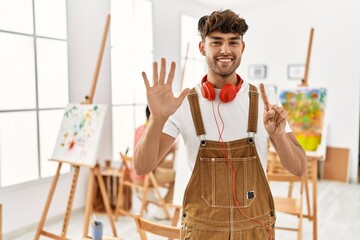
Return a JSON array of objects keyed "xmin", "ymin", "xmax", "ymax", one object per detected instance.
[
  {"xmin": 131, "ymin": 125, "xmax": 147, "ymax": 181},
  {"xmin": 134, "ymin": 125, "xmax": 146, "ymax": 149}
]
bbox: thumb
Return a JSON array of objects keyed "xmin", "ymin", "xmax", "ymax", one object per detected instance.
[{"xmin": 176, "ymin": 88, "xmax": 191, "ymax": 105}]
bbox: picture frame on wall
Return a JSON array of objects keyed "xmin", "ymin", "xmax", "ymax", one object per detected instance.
[
  {"xmin": 248, "ymin": 64, "xmax": 267, "ymax": 79},
  {"xmin": 288, "ymin": 64, "xmax": 305, "ymax": 80}
]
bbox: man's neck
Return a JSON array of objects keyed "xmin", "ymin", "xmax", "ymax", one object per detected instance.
[{"xmin": 206, "ymin": 72, "xmax": 238, "ymax": 88}]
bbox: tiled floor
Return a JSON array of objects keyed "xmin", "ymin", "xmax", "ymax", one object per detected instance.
[{"xmin": 10, "ymin": 180, "xmax": 360, "ymax": 240}]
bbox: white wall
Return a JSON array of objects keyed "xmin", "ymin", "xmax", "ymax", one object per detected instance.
[{"xmin": 237, "ymin": 0, "xmax": 360, "ymax": 182}]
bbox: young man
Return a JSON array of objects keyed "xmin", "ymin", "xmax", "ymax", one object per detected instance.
[{"xmin": 134, "ymin": 9, "xmax": 306, "ymax": 239}]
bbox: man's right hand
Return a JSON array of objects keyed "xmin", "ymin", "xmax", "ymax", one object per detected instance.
[{"xmin": 142, "ymin": 58, "xmax": 190, "ymax": 121}]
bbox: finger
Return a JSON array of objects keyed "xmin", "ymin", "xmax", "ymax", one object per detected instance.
[
  {"xmin": 152, "ymin": 61, "xmax": 158, "ymax": 86},
  {"xmin": 259, "ymin": 83, "xmax": 270, "ymax": 111},
  {"xmin": 159, "ymin": 58, "xmax": 166, "ymax": 83},
  {"xmin": 268, "ymin": 104, "xmax": 278, "ymax": 120},
  {"xmin": 274, "ymin": 107, "xmax": 284, "ymax": 123},
  {"xmin": 142, "ymin": 72, "xmax": 150, "ymax": 89},
  {"xmin": 275, "ymin": 111, "xmax": 287, "ymax": 125},
  {"xmin": 166, "ymin": 61, "xmax": 176, "ymax": 85},
  {"xmin": 264, "ymin": 109, "xmax": 275, "ymax": 123},
  {"xmin": 175, "ymin": 88, "xmax": 191, "ymax": 105},
  {"xmin": 270, "ymin": 104, "xmax": 278, "ymax": 110}
]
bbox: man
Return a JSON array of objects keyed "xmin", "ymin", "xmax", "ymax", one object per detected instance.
[{"xmin": 134, "ymin": 9, "xmax": 306, "ymax": 239}]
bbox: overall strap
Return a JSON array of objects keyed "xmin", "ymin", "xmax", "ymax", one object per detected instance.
[
  {"xmin": 187, "ymin": 88, "xmax": 206, "ymax": 136},
  {"xmin": 248, "ymin": 84, "xmax": 259, "ymax": 134}
]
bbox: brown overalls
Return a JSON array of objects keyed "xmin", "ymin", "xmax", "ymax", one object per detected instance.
[{"xmin": 181, "ymin": 85, "xmax": 276, "ymax": 240}]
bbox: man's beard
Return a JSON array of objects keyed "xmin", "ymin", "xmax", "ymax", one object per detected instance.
[{"xmin": 207, "ymin": 57, "xmax": 241, "ymax": 77}]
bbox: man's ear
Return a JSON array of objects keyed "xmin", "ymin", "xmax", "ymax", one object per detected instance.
[
  {"xmin": 199, "ymin": 41, "xmax": 206, "ymax": 56},
  {"xmin": 242, "ymin": 41, "xmax": 246, "ymax": 52}
]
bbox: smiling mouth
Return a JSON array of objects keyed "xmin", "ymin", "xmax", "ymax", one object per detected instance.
[{"xmin": 217, "ymin": 57, "xmax": 233, "ymax": 63}]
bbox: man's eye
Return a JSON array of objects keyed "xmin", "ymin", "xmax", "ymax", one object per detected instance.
[
  {"xmin": 212, "ymin": 41, "xmax": 221, "ymax": 45},
  {"xmin": 230, "ymin": 42, "xmax": 239, "ymax": 45}
]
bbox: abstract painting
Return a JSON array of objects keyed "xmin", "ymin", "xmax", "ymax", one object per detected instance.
[
  {"xmin": 279, "ymin": 88, "xmax": 327, "ymax": 151},
  {"xmin": 51, "ymin": 103, "xmax": 107, "ymax": 167}
]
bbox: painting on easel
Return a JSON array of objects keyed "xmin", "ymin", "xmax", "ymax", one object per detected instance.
[
  {"xmin": 279, "ymin": 87, "xmax": 327, "ymax": 151},
  {"xmin": 51, "ymin": 103, "xmax": 107, "ymax": 167}
]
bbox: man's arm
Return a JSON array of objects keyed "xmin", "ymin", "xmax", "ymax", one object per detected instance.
[
  {"xmin": 270, "ymin": 132, "xmax": 306, "ymax": 176},
  {"xmin": 133, "ymin": 116, "xmax": 176, "ymax": 175},
  {"xmin": 133, "ymin": 58, "xmax": 190, "ymax": 175},
  {"xmin": 259, "ymin": 83, "xmax": 307, "ymax": 176}
]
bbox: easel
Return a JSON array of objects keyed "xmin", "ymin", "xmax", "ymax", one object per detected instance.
[
  {"xmin": 34, "ymin": 14, "xmax": 117, "ymax": 240},
  {"xmin": 179, "ymin": 42, "xmax": 190, "ymax": 90},
  {"xmin": 297, "ymin": 27, "xmax": 319, "ymax": 240},
  {"xmin": 299, "ymin": 27, "xmax": 314, "ymax": 87}
]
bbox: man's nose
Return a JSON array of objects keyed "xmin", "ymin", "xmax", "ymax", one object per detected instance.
[{"xmin": 220, "ymin": 44, "xmax": 230, "ymax": 54}]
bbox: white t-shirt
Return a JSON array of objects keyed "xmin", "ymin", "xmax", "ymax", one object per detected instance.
[{"xmin": 163, "ymin": 81, "xmax": 291, "ymax": 172}]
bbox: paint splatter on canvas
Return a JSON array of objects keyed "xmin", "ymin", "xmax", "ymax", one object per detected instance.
[
  {"xmin": 52, "ymin": 104, "xmax": 107, "ymax": 167},
  {"xmin": 279, "ymin": 88, "xmax": 327, "ymax": 151}
]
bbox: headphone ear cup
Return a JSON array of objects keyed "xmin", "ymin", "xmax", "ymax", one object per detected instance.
[
  {"xmin": 201, "ymin": 81, "xmax": 216, "ymax": 101},
  {"xmin": 219, "ymin": 84, "xmax": 237, "ymax": 103}
]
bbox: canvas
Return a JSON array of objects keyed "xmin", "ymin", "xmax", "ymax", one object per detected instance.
[
  {"xmin": 51, "ymin": 103, "xmax": 107, "ymax": 167},
  {"xmin": 279, "ymin": 88, "xmax": 327, "ymax": 152}
]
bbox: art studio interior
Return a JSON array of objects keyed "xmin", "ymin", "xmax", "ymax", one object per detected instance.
[{"xmin": 0, "ymin": 0, "xmax": 360, "ymax": 239}]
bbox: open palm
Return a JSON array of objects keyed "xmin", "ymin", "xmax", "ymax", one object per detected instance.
[{"xmin": 142, "ymin": 58, "xmax": 190, "ymax": 119}]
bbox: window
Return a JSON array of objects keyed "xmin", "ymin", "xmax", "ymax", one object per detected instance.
[
  {"xmin": 110, "ymin": 0, "xmax": 153, "ymax": 158},
  {"xmin": 0, "ymin": 0, "xmax": 69, "ymax": 187},
  {"xmin": 181, "ymin": 15, "xmax": 206, "ymax": 89}
]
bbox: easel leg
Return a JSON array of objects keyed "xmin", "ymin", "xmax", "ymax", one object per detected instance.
[
  {"xmin": 61, "ymin": 166, "xmax": 80, "ymax": 237},
  {"xmin": 115, "ymin": 169, "xmax": 125, "ymax": 219},
  {"xmin": 34, "ymin": 163, "xmax": 62, "ymax": 240},
  {"xmin": 95, "ymin": 166, "xmax": 118, "ymax": 237},
  {"xmin": 140, "ymin": 176, "xmax": 150, "ymax": 217},
  {"xmin": 149, "ymin": 173, "xmax": 170, "ymax": 219},
  {"xmin": 83, "ymin": 167, "xmax": 95, "ymax": 237},
  {"xmin": 312, "ymin": 158, "xmax": 318, "ymax": 240}
]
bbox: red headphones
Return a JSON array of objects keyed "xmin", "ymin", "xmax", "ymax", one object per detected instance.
[{"xmin": 201, "ymin": 74, "xmax": 243, "ymax": 103}]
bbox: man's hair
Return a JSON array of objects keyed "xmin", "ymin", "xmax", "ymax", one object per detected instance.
[
  {"xmin": 198, "ymin": 9, "xmax": 248, "ymax": 40},
  {"xmin": 145, "ymin": 106, "xmax": 150, "ymax": 120}
]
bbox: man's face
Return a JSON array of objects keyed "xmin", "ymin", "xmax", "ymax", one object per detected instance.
[{"xmin": 199, "ymin": 32, "xmax": 245, "ymax": 77}]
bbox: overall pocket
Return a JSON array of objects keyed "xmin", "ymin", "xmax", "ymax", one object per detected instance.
[{"xmin": 200, "ymin": 156, "xmax": 257, "ymax": 208}]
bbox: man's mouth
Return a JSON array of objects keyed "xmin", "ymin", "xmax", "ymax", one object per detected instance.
[{"xmin": 216, "ymin": 57, "xmax": 233, "ymax": 63}]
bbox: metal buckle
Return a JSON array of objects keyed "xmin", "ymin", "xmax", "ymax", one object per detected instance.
[
  {"xmin": 199, "ymin": 135, "xmax": 206, "ymax": 147},
  {"xmin": 248, "ymin": 132, "xmax": 255, "ymax": 144}
]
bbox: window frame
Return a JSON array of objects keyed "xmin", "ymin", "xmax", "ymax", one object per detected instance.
[{"xmin": 0, "ymin": 0, "xmax": 70, "ymax": 188}]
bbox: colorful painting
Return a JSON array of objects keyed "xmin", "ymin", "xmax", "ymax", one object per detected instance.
[
  {"xmin": 279, "ymin": 88, "xmax": 327, "ymax": 151},
  {"xmin": 51, "ymin": 104, "xmax": 107, "ymax": 167}
]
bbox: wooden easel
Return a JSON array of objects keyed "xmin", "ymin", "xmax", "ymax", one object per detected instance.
[
  {"xmin": 299, "ymin": 28, "xmax": 314, "ymax": 87},
  {"xmin": 34, "ymin": 14, "xmax": 117, "ymax": 240},
  {"xmin": 180, "ymin": 42, "xmax": 190, "ymax": 90},
  {"xmin": 301, "ymin": 27, "xmax": 319, "ymax": 240},
  {"xmin": 295, "ymin": 27, "xmax": 319, "ymax": 240}
]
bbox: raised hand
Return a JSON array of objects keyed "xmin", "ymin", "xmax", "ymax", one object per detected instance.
[
  {"xmin": 259, "ymin": 83, "xmax": 287, "ymax": 136},
  {"xmin": 142, "ymin": 58, "xmax": 190, "ymax": 120}
]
